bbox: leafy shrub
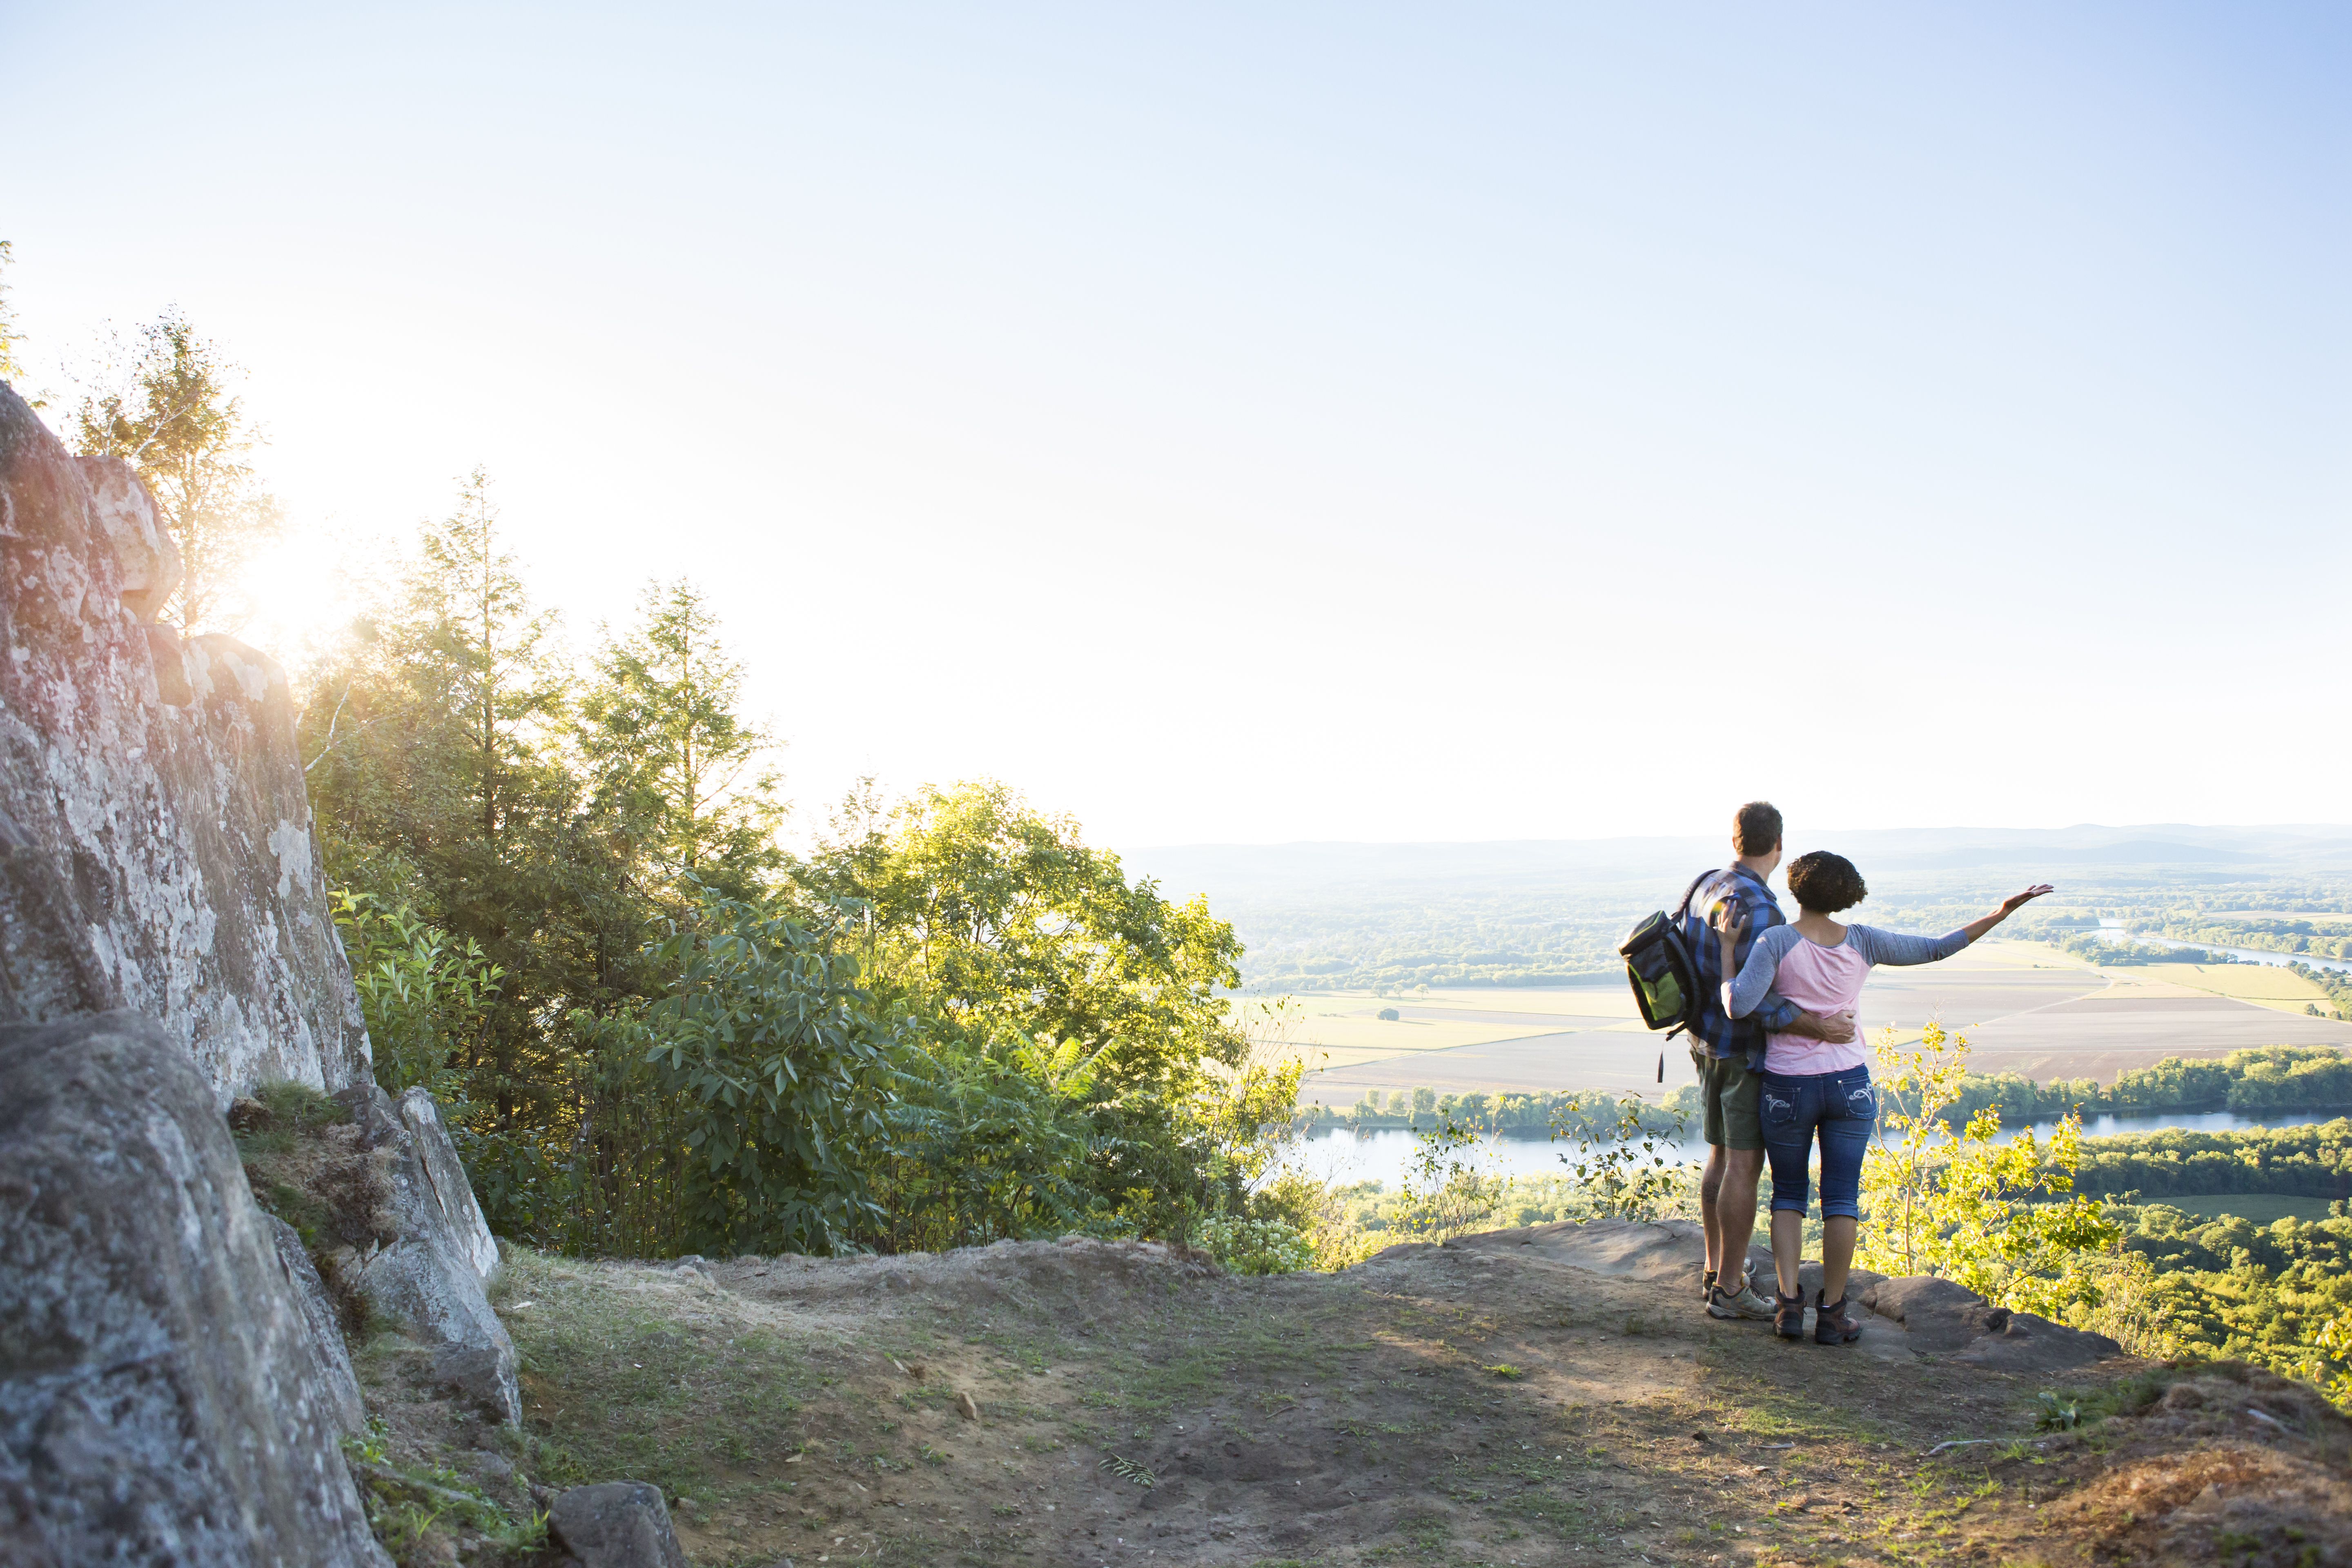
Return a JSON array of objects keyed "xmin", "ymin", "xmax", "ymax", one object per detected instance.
[
  {"xmin": 1859, "ymin": 1022, "xmax": 2121, "ymax": 1319},
  {"xmin": 332, "ymin": 891, "xmax": 502, "ymax": 1100},
  {"xmin": 1193, "ymin": 1212, "xmax": 1315, "ymax": 1275},
  {"xmin": 1548, "ymin": 1093, "xmax": 1690, "ymax": 1221},
  {"xmin": 638, "ymin": 886, "xmax": 891, "ymax": 1257}
]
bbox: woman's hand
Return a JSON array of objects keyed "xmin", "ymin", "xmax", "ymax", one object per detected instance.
[
  {"xmin": 1999, "ymin": 884, "xmax": 2055, "ymax": 916},
  {"xmin": 1711, "ymin": 900, "xmax": 1750, "ymax": 951},
  {"xmin": 1961, "ymin": 883, "xmax": 2055, "ymax": 944}
]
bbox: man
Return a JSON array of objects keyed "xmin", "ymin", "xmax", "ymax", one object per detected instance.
[{"xmin": 1682, "ymin": 801, "xmax": 1856, "ymax": 1321}]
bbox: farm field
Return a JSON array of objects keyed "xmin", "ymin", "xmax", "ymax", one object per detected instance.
[
  {"xmin": 2157, "ymin": 1193, "xmax": 2338, "ymax": 1224},
  {"xmin": 1272, "ymin": 940, "xmax": 2352, "ymax": 1103},
  {"xmin": 2199, "ymin": 910, "xmax": 2352, "ymax": 922},
  {"xmin": 2130, "ymin": 961, "xmax": 2335, "ymax": 1013}
]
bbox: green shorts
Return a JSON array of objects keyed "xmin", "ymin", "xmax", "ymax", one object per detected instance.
[{"xmin": 1690, "ymin": 1042, "xmax": 1763, "ymax": 1151}]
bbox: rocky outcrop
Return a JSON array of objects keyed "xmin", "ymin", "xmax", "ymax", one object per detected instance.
[
  {"xmin": 0, "ymin": 1011, "xmax": 390, "ymax": 1566},
  {"xmin": 0, "ymin": 383, "xmax": 370, "ymax": 1103},
  {"xmin": 262, "ymin": 1214, "xmax": 367, "ymax": 1439},
  {"xmin": 547, "ymin": 1482, "xmax": 688, "ymax": 1568},
  {"xmin": 1442, "ymin": 1220, "xmax": 2124, "ymax": 1370},
  {"xmin": 341, "ymin": 1085, "xmax": 520, "ymax": 1424},
  {"xmin": 1862, "ymin": 1274, "xmax": 2122, "ymax": 1371},
  {"xmin": 396, "ymin": 1088, "xmax": 500, "ymax": 1281}
]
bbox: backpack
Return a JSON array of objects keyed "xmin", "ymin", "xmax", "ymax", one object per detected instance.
[{"xmin": 1617, "ymin": 870, "xmax": 1714, "ymax": 1082}]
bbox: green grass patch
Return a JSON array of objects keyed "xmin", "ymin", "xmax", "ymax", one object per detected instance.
[
  {"xmin": 2158, "ymin": 1193, "xmax": 2336, "ymax": 1224},
  {"xmin": 498, "ymin": 1251, "xmax": 813, "ymax": 1501}
]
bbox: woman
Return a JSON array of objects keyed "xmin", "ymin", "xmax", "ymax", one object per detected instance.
[{"xmin": 1713, "ymin": 855, "xmax": 2050, "ymax": 1345}]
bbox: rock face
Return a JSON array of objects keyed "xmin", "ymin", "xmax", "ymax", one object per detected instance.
[
  {"xmin": 397, "ymin": 1088, "xmax": 501, "ymax": 1281},
  {"xmin": 0, "ymin": 383, "xmax": 370, "ymax": 1103},
  {"xmin": 547, "ymin": 1482, "xmax": 688, "ymax": 1568},
  {"xmin": 341, "ymin": 1085, "xmax": 520, "ymax": 1424},
  {"xmin": 0, "ymin": 1011, "xmax": 390, "ymax": 1566},
  {"xmin": 262, "ymin": 1214, "xmax": 367, "ymax": 1439}
]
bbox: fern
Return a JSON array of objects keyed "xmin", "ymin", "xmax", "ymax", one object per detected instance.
[{"xmin": 1098, "ymin": 1453, "xmax": 1156, "ymax": 1488}]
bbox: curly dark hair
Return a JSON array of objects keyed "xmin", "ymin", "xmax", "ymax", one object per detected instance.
[{"xmin": 1786, "ymin": 851, "xmax": 1867, "ymax": 914}]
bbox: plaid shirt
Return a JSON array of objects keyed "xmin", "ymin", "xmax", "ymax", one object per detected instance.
[{"xmin": 1679, "ymin": 863, "xmax": 1803, "ymax": 1062}]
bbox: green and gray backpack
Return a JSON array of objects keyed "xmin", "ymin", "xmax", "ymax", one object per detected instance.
[{"xmin": 1617, "ymin": 871, "xmax": 1713, "ymax": 1078}]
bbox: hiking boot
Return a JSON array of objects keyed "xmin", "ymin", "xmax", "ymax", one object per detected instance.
[
  {"xmin": 1815, "ymin": 1293, "xmax": 1864, "ymax": 1345},
  {"xmin": 1774, "ymin": 1290, "xmax": 1807, "ymax": 1340},
  {"xmin": 1707, "ymin": 1278, "xmax": 1776, "ymax": 1322},
  {"xmin": 1702, "ymin": 1260, "xmax": 1757, "ymax": 1303}
]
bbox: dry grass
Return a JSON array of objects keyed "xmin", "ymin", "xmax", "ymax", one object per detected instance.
[{"xmin": 337, "ymin": 1231, "xmax": 2352, "ymax": 1566}]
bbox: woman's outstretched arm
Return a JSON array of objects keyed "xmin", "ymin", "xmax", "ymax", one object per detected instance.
[
  {"xmin": 1959, "ymin": 884, "xmax": 2054, "ymax": 943},
  {"xmin": 1849, "ymin": 884, "xmax": 2054, "ymax": 967}
]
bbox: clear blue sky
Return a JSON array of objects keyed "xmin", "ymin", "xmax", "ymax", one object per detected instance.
[{"xmin": 4, "ymin": 4, "xmax": 2345, "ymax": 845}]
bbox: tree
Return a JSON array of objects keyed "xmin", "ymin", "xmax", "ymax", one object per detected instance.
[
  {"xmin": 406, "ymin": 468, "xmax": 570, "ymax": 857},
  {"xmin": 0, "ymin": 240, "xmax": 23, "ymax": 384},
  {"xmin": 303, "ymin": 474, "xmax": 621, "ymax": 1144},
  {"xmin": 808, "ymin": 779, "xmax": 1244, "ymax": 1105},
  {"xmin": 802, "ymin": 779, "xmax": 1252, "ymax": 1237},
  {"xmin": 578, "ymin": 579, "xmax": 785, "ymax": 899},
  {"xmin": 72, "ymin": 310, "xmax": 283, "ymax": 631}
]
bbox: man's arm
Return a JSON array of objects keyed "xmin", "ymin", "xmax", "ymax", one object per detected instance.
[
  {"xmin": 1780, "ymin": 1007, "xmax": 1857, "ymax": 1044},
  {"xmin": 1713, "ymin": 897, "xmax": 1855, "ymax": 1043}
]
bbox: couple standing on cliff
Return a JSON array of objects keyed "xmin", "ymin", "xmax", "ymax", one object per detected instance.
[{"xmin": 1678, "ymin": 801, "xmax": 2051, "ymax": 1343}]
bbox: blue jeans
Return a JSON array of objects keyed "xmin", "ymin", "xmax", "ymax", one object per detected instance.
[{"xmin": 1759, "ymin": 1066, "xmax": 1875, "ymax": 1221}]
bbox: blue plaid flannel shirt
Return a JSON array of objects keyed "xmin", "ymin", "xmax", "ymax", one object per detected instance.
[{"xmin": 1679, "ymin": 864, "xmax": 1803, "ymax": 1063}]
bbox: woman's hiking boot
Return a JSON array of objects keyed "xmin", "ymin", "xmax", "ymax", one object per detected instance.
[
  {"xmin": 1815, "ymin": 1293, "xmax": 1864, "ymax": 1345},
  {"xmin": 1701, "ymin": 1267, "xmax": 1717, "ymax": 1303},
  {"xmin": 1774, "ymin": 1290, "xmax": 1807, "ymax": 1339}
]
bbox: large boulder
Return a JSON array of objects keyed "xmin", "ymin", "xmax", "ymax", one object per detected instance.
[
  {"xmin": 341, "ymin": 1085, "xmax": 519, "ymax": 1423},
  {"xmin": 395, "ymin": 1088, "xmax": 500, "ymax": 1281},
  {"xmin": 1442, "ymin": 1216, "xmax": 1776, "ymax": 1289},
  {"xmin": 0, "ymin": 385, "xmax": 371, "ymax": 1103},
  {"xmin": 547, "ymin": 1482, "xmax": 688, "ymax": 1568},
  {"xmin": 1861, "ymin": 1274, "xmax": 2122, "ymax": 1370},
  {"xmin": 0, "ymin": 1011, "xmax": 390, "ymax": 1566},
  {"xmin": 261, "ymin": 1214, "xmax": 367, "ymax": 1439}
]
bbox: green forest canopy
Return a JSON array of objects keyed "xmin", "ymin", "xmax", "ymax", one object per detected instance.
[{"xmin": 301, "ymin": 474, "xmax": 1276, "ymax": 1260}]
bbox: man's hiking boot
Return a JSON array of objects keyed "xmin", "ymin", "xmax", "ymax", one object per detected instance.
[
  {"xmin": 1704, "ymin": 1260, "xmax": 1756, "ymax": 1305},
  {"xmin": 1774, "ymin": 1290, "xmax": 1807, "ymax": 1339},
  {"xmin": 1815, "ymin": 1293, "xmax": 1864, "ymax": 1345},
  {"xmin": 1707, "ymin": 1276, "xmax": 1775, "ymax": 1322}
]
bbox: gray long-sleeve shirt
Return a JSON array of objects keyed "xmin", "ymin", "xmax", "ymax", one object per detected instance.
[{"xmin": 1723, "ymin": 923, "xmax": 1972, "ymax": 1020}]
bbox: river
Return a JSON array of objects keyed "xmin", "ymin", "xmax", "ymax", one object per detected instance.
[
  {"xmin": 2094, "ymin": 918, "xmax": 2352, "ymax": 975},
  {"xmin": 1284, "ymin": 1107, "xmax": 2341, "ymax": 1191}
]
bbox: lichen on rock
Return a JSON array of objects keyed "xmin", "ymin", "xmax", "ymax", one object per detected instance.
[
  {"xmin": 0, "ymin": 1010, "xmax": 390, "ymax": 1566},
  {"xmin": 0, "ymin": 381, "xmax": 370, "ymax": 1104}
]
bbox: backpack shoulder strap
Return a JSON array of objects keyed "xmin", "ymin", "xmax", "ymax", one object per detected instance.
[{"xmin": 1673, "ymin": 868, "xmax": 1715, "ymax": 922}]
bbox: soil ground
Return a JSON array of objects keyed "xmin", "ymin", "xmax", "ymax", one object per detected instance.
[{"xmin": 343, "ymin": 1223, "xmax": 2352, "ymax": 1568}]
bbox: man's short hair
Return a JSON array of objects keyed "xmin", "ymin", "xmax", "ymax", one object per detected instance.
[
  {"xmin": 1733, "ymin": 801, "xmax": 1783, "ymax": 857},
  {"xmin": 1786, "ymin": 851, "xmax": 1868, "ymax": 913}
]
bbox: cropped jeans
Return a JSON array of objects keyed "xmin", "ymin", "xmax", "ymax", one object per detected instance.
[{"xmin": 1759, "ymin": 1065, "xmax": 1875, "ymax": 1221}]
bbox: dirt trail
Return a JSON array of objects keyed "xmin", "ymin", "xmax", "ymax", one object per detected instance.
[{"xmin": 382, "ymin": 1225, "xmax": 2352, "ymax": 1567}]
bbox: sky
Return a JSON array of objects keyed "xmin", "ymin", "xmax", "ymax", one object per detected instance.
[{"xmin": 4, "ymin": 3, "xmax": 2346, "ymax": 849}]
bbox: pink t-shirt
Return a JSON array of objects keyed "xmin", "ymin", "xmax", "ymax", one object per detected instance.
[
  {"xmin": 1723, "ymin": 921, "xmax": 1972, "ymax": 1074},
  {"xmin": 1761, "ymin": 936, "xmax": 1871, "ymax": 1075}
]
